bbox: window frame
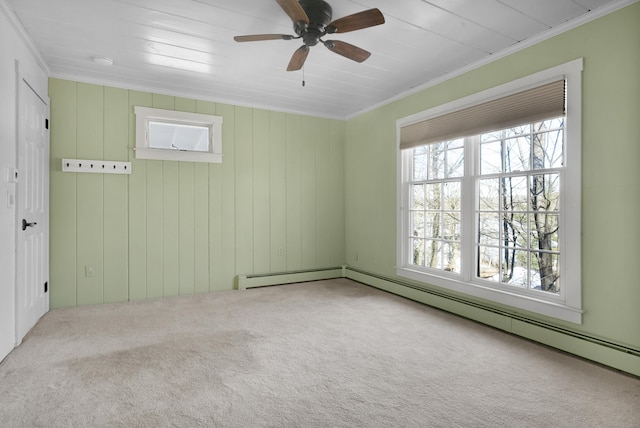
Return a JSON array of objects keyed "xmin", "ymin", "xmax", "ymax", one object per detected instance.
[
  {"xmin": 396, "ymin": 59, "xmax": 583, "ymax": 324},
  {"xmin": 134, "ymin": 106, "xmax": 223, "ymax": 163}
]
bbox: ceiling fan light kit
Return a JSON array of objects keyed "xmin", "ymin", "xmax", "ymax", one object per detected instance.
[{"xmin": 234, "ymin": 0, "xmax": 384, "ymax": 71}]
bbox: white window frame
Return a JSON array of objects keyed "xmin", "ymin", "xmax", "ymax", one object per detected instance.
[
  {"xmin": 396, "ymin": 59, "xmax": 583, "ymax": 324},
  {"xmin": 134, "ymin": 106, "xmax": 223, "ymax": 163}
]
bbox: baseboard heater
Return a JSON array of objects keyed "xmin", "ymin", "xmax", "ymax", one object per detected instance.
[
  {"xmin": 236, "ymin": 266, "xmax": 345, "ymax": 290},
  {"xmin": 344, "ymin": 266, "xmax": 640, "ymax": 377},
  {"xmin": 235, "ymin": 265, "xmax": 638, "ymax": 376}
]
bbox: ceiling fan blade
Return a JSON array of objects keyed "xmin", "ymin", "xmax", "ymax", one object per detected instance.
[
  {"xmin": 276, "ymin": 0, "xmax": 309, "ymax": 24},
  {"xmin": 324, "ymin": 40, "xmax": 371, "ymax": 63},
  {"xmin": 287, "ymin": 45, "xmax": 310, "ymax": 71},
  {"xmin": 234, "ymin": 34, "xmax": 294, "ymax": 42},
  {"xmin": 326, "ymin": 8, "xmax": 385, "ymax": 34}
]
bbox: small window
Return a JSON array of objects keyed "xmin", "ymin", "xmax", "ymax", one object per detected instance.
[{"xmin": 135, "ymin": 106, "xmax": 223, "ymax": 163}]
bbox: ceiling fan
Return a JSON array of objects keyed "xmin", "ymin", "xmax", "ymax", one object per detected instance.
[{"xmin": 234, "ymin": 0, "xmax": 385, "ymax": 71}]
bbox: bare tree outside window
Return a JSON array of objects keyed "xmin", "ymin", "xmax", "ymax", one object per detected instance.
[
  {"xmin": 478, "ymin": 118, "xmax": 563, "ymax": 293},
  {"xmin": 409, "ymin": 118, "xmax": 563, "ymax": 295},
  {"xmin": 411, "ymin": 140, "xmax": 463, "ymax": 273}
]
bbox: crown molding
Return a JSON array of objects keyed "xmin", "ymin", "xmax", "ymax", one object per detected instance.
[
  {"xmin": 347, "ymin": 0, "xmax": 638, "ymax": 120},
  {"xmin": 49, "ymin": 71, "xmax": 345, "ymax": 121},
  {"xmin": 0, "ymin": 0, "xmax": 50, "ymax": 75}
]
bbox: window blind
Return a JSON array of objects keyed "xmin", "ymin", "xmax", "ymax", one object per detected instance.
[{"xmin": 399, "ymin": 79, "xmax": 566, "ymax": 150}]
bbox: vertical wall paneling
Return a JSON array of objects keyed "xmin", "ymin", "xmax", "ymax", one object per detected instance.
[
  {"xmin": 285, "ymin": 114, "xmax": 302, "ymax": 271},
  {"xmin": 103, "ymin": 86, "xmax": 129, "ymax": 303},
  {"xmin": 193, "ymin": 161, "xmax": 210, "ymax": 293},
  {"xmin": 175, "ymin": 98, "xmax": 195, "ymax": 112},
  {"xmin": 145, "ymin": 159, "xmax": 163, "ymax": 299},
  {"xmin": 194, "ymin": 100, "xmax": 215, "ymax": 293},
  {"xmin": 253, "ymin": 109, "xmax": 271, "ymax": 274},
  {"xmin": 49, "ymin": 78, "xmax": 346, "ymax": 307},
  {"xmin": 178, "ymin": 161, "xmax": 196, "ymax": 295},
  {"xmin": 208, "ymin": 151, "xmax": 224, "ymax": 290},
  {"xmin": 151, "ymin": 96, "xmax": 178, "ymax": 297},
  {"xmin": 152, "ymin": 94, "xmax": 174, "ymax": 110},
  {"xmin": 269, "ymin": 112, "xmax": 287, "ymax": 273},
  {"xmin": 176, "ymin": 98, "xmax": 196, "ymax": 295},
  {"xmin": 128, "ymin": 91, "xmax": 151, "ymax": 301},
  {"xmin": 235, "ymin": 106, "xmax": 254, "ymax": 276},
  {"xmin": 75, "ymin": 83, "xmax": 104, "ymax": 306},
  {"xmin": 300, "ymin": 116, "xmax": 317, "ymax": 269},
  {"xmin": 215, "ymin": 103, "xmax": 236, "ymax": 291},
  {"xmin": 330, "ymin": 120, "xmax": 346, "ymax": 264},
  {"xmin": 49, "ymin": 79, "xmax": 77, "ymax": 308},
  {"xmin": 162, "ymin": 160, "xmax": 179, "ymax": 297},
  {"xmin": 315, "ymin": 120, "xmax": 331, "ymax": 267}
]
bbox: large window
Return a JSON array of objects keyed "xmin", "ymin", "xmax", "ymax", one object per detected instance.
[{"xmin": 397, "ymin": 60, "xmax": 582, "ymax": 323}]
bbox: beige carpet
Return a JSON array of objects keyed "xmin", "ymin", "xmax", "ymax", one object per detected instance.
[{"xmin": 1, "ymin": 278, "xmax": 638, "ymax": 427}]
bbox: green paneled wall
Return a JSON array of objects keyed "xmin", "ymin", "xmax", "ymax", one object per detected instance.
[
  {"xmin": 344, "ymin": 3, "xmax": 640, "ymax": 352},
  {"xmin": 49, "ymin": 80, "xmax": 345, "ymax": 308}
]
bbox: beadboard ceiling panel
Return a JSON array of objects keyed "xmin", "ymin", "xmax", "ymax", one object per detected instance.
[{"xmin": 5, "ymin": 0, "xmax": 633, "ymax": 118}]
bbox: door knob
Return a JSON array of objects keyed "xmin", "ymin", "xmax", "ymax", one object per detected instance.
[{"xmin": 22, "ymin": 219, "xmax": 37, "ymax": 231}]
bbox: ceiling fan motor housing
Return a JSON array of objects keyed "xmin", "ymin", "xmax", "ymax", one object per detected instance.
[{"xmin": 296, "ymin": 0, "xmax": 333, "ymax": 46}]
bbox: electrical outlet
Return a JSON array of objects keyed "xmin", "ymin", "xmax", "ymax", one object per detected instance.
[
  {"xmin": 85, "ymin": 265, "xmax": 95, "ymax": 277},
  {"xmin": 277, "ymin": 246, "xmax": 285, "ymax": 256}
]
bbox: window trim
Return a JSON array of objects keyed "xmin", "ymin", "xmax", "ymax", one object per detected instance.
[
  {"xmin": 396, "ymin": 59, "xmax": 583, "ymax": 324},
  {"xmin": 134, "ymin": 106, "xmax": 223, "ymax": 163}
]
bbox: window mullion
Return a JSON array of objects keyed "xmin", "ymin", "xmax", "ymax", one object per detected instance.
[
  {"xmin": 462, "ymin": 136, "xmax": 476, "ymax": 283},
  {"xmin": 399, "ymin": 150, "xmax": 413, "ymax": 269}
]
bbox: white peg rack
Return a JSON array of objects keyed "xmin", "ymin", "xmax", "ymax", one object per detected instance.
[{"xmin": 62, "ymin": 158, "xmax": 132, "ymax": 175}]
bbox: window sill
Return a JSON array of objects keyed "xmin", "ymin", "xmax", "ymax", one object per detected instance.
[
  {"xmin": 396, "ymin": 267, "xmax": 582, "ymax": 324},
  {"xmin": 135, "ymin": 148, "xmax": 222, "ymax": 163}
]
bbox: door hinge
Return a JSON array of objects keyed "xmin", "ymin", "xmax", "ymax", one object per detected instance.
[
  {"xmin": 44, "ymin": 281, "xmax": 48, "ymax": 293},
  {"xmin": 45, "ymin": 118, "xmax": 49, "ymax": 130}
]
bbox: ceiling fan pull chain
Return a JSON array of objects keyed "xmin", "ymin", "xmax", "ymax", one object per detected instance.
[{"xmin": 302, "ymin": 67, "xmax": 306, "ymax": 87}]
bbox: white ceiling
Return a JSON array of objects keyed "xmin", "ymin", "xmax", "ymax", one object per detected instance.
[{"xmin": 5, "ymin": 0, "xmax": 633, "ymax": 119}]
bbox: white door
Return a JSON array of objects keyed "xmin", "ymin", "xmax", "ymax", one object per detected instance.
[{"xmin": 15, "ymin": 78, "xmax": 49, "ymax": 344}]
